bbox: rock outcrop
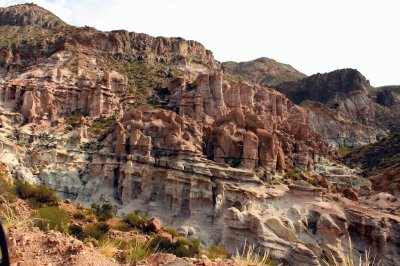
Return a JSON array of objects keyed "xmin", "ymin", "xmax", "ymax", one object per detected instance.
[
  {"xmin": 222, "ymin": 57, "xmax": 306, "ymax": 87},
  {"xmin": 0, "ymin": 3, "xmax": 66, "ymax": 29},
  {"xmin": 276, "ymin": 69, "xmax": 385, "ymax": 147}
]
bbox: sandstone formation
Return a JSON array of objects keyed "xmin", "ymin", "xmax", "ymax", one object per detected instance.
[{"xmin": 0, "ymin": 4, "xmax": 399, "ymax": 266}]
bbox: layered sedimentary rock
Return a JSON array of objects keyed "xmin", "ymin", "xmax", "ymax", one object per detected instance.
[
  {"xmin": 0, "ymin": 4, "xmax": 399, "ymax": 266},
  {"xmin": 0, "ymin": 72, "xmax": 126, "ymax": 122},
  {"xmin": 164, "ymin": 72, "xmax": 329, "ymax": 171},
  {"xmin": 276, "ymin": 69, "xmax": 385, "ymax": 147}
]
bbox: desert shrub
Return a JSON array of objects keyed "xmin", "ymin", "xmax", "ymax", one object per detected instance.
[
  {"xmin": 164, "ymin": 227, "xmax": 179, "ymax": 237},
  {"xmin": 83, "ymin": 222, "xmax": 110, "ymax": 240},
  {"xmin": 66, "ymin": 113, "xmax": 82, "ymax": 125},
  {"xmin": 122, "ymin": 212, "xmax": 148, "ymax": 229},
  {"xmin": 34, "ymin": 206, "xmax": 69, "ymax": 233},
  {"xmin": 69, "ymin": 224, "xmax": 85, "ymax": 240},
  {"xmin": 0, "ymin": 172, "xmax": 17, "ymax": 203},
  {"xmin": 0, "ymin": 196, "xmax": 33, "ymax": 228},
  {"xmin": 72, "ymin": 210, "xmax": 86, "ymax": 220},
  {"xmin": 123, "ymin": 239, "xmax": 154, "ymax": 264},
  {"xmin": 99, "ymin": 238, "xmax": 120, "ymax": 258},
  {"xmin": 338, "ymin": 146, "xmax": 353, "ymax": 157},
  {"xmin": 234, "ymin": 241, "xmax": 274, "ymax": 266},
  {"xmin": 90, "ymin": 117, "xmax": 115, "ymax": 135},
  {"xmin": 15, "ymin": 181, "xmax": 58, "ymax": 206},
  {"xmin": 149, "ymin": 236, "xmax": 200, "ymax": 258},
  {"xmin": 113, "ymin": 222, "xmax": 134, "ymax": 232},
  {"xmin": 91, "ymin": 203, "xmax": 114, "ymax": 221},
  {"xmin": 207, "ymin": 245, "xmax": 228, "ymax": 259},
  {"xmin": 284, "ymin": 168, "xmax": 302, "ymax": 181}
]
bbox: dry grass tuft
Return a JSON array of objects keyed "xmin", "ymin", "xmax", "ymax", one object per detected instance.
[
  {"xmin": 0, "ymin": 196, "xmax": 34, "ymax": 228},
  {"xmin": 99, "ymin": 238, "xmax": 120, "ymax": 258},
  {"xmin": 323, "ymin": 238, "xmax": 382, "ymax": 266},
  {"xmin": 234, "ymin": 240, "xmax": 274, "ymax": 266}
]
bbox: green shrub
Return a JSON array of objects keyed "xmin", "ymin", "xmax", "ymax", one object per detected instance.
[
  {"xmin": 113, "ymin": 222, "xmax": 134, "ymax": 232},
  {"xmin": 90, "ymin": 117, "xmax": 115, "ymax": 135},
  {"xmin": 72, "ymin": 211, "xmax": 86, "ymax": 220},
  {"xmin": 123, "ymin": 212, "xmax": 148, "ymax": 229},
  {"xmin": 123, "ymin": 239, "xmax": 154, "ymax": 264},
  {"xmin": 284, "ymin": 168, "xmax": 302, "ymax": 181},
  {"xmin": 164, "ymin": 227, "xmax": 179, "ymax": 237},
  {"xmin": 69, "ymin": 224, "xmax": 85, "ymax": 240},
  {"xmin": 83, "ymin": 222, "xmax": 110, "ymax": 240},
  {"xmin": 15, "ymin": 181, "xmax": 58, "ymax": 206},
  {"xmin": 34, "ymin": 206, "xmax": 69, "ymax": 233},
  {"xmin": 91, "ymin": 203, "xmax": 114, "ymax": 221},
  {"xmin": 66, "ymin": 113, "xmax": 82, "ymax": 125},
  {"xmin": 149, "ymin": 236, "xmax": 200, "ymax": 258},
  {"xmin": 207, "ymin": 245, "xmax": 228, "ymax": 259},
  {"xmin": 338, "ymin": 146, "xmax": 353, "ymax": 157}
]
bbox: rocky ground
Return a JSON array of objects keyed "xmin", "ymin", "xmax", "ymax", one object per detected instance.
[{"xmin": 8, "ymin": 227, "xmax": 118, "ymax": 266}]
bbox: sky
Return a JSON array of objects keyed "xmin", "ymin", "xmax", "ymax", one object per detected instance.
[{"xmin": 0, "ymin": 0, "xmax": 399, "ymax": 86}]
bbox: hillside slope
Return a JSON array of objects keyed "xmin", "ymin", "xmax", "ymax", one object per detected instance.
[{"xmin": 223, "ymin": 57, "xmax": 305, "ymax": 87}]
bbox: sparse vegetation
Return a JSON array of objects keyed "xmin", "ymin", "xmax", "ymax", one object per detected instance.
[
  {"xmin": 323, "ymin": 238, "xmax": 381, "ymax": 266},
  {"xmin": 0, "ymin": 169, "xmax": 17, "ymax": 203},
  {"xmin": 91, "ymin": 203, "xmax": 114, "ymax": 221},
  {"xmin": 66, "ymin": 112, "xmax": 82, "ymax": 126},
  {"xmin": 0, "ymin": 196, "xmax": 33, "ymax": 228},
  {"xmin": 163, "ymin": 227, "xmax": 179, "ymax": 237},
  {"xmin": 234, "ymin": 241, "xmax": 274, "ymax": 266},
  {"xmin": 122, "ymin": 212, "xmax": 148, "ymax": 230},
  {"xmin": 15, "ymin": 181, "xmax": 58, "ymax": 207},
  {"xmin": 123, "ymin": 239, "xmax": 154, "ymax": 264},
  {"xmin": 149, "ymin": 235, "xmax": 200, "ymax": 258},
  {"xmin": 83, "ymin": 222, "xmax": 110, "ymax": 240},
  {"xmin": 34, "ymin": 206, "xmax": 70, "ymax": 233},
  {"xmin": 338, "ymin": 146, "xmax": 353, "ymax": 157},
  {"xmin": 206, "ymin": 245, "xmax": 228, "ymax": 259},
  {"xmin": 344, "ymin": 133, "xmax": 400, "ymax": 175},
  {"xmin": 89, "ymin": 116, "xmax": 116, "ymax": 135},
  {"xmin": 99, "ymin": 238, "xmax": 120, "ymax": 258},
  {"xmin": 68, "ymin": 224, "xmax": 85, "ymax": 240},
  {"xmin": 284, "ymin": 168, "xmax": 302, "ymax": 181}
]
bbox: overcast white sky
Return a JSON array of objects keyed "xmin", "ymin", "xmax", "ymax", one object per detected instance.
[{"xmin": 1, "ymin": 0, "xmax": 399, "ymax": 86}]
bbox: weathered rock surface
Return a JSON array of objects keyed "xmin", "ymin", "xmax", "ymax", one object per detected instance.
[
  {"xmin": 222, "ymin": 57, "xmax": 306, "ymax": 87},
  {"xmin": 0, "ymin": 4, "xmax": 399, "ymax": 266},
  {"xmin": 0, "ymin": 3, "xmax": 66, "ymax": 29}
]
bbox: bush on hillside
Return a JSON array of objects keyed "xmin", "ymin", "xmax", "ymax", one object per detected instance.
[
  {"xmin": 149, "ymin": 235, "xmax": 200, "ymax": 258},
  {"xmin": 91, "ymin": 203, "xmax": 114, "ymax": 221},
  {"xmin": 83, "ymin": 222, "xmax": 110, "ymax": 240},
  {"xmin": 15, "ymin": 181, "xmax": 58, "ymax": 206},
  {"xmin": 122, "ymin": 212, "xmax": 148, "ymax": 230},
  {"xmin": 34, "ymin": 206, "xmax": 69, "ymax": 232}
]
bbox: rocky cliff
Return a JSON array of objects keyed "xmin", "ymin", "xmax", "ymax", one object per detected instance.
[
  {"xmin": 276, "ymin": 69, "xmax": 390, "ymax": 147},
  {"xmin": 0, "ymin": 4, "xmax": 399, "ymax": 266}
]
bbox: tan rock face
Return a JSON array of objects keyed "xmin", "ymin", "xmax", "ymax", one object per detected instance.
[
  {"xmin": 0, "ymin": 74, "xmax": 125, "ymax": 122},
  {"xmin": 164, "ymin": 73, "xmax": 329, "ymax": 172}
]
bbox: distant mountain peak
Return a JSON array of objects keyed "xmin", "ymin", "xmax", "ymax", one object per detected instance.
[
  {"xmin": 222, "ymin": 57, "xmax": 305, "ymax": 87},
  {"xmin": 0, "ymin": 3, "xmax": 67, "ymax": 29}
]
